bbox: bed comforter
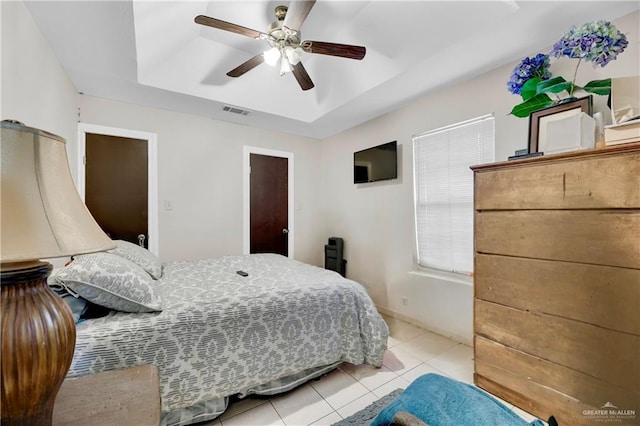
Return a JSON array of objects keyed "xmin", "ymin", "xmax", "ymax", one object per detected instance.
[{"xmin": 68, "ymin": 254, "xmax": 388, "ymax": 425}]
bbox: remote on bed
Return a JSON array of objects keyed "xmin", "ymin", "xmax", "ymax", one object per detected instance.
[{"xmin": 236, "ymin": 270, "xmax": 249, "ymax": 277}]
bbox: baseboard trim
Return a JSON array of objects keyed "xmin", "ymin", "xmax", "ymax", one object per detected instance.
[{"xmin": 376, "ymin": 305, "xmax": 472, "ymax": 347}]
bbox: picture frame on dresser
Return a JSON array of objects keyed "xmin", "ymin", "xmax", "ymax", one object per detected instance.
[{"xmin": 528, "ymin": 96, "xmax": 593, "ymax": 154}]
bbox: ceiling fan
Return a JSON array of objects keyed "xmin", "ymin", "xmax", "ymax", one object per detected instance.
[{"xmin": 194, "ymin": 0, "xmax": 366, "ymax": 91}]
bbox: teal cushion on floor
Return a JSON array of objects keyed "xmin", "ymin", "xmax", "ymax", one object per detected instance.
[{"xmin": 370, "ymin": 373, "xmax": 545, "ymax": 426}]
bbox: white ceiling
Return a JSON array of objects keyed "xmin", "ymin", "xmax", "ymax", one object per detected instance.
[{"xmin": 25, "ymin": 1, "xmax": 639, "ymax": 139}]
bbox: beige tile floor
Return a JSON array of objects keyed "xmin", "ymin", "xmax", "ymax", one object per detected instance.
[{"xmin": 200, "ymin": 315, "xmax": 543, "ymax": 426}]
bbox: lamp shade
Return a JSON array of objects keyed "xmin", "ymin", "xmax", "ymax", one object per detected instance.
[{"xmin": 1, "ymin": 120, "xmax": 115, "ymax": 263}]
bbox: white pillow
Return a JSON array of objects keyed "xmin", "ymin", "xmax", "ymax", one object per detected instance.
[
  {"xmin": 109, "ymin": 240, "xmax": 163, "ymax": 279},
  {"xmin": 55, "ymin": 252, "xmax": 162, "ymax": 313}
]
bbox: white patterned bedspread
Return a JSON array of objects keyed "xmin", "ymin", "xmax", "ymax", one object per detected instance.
[{"xmin": 68, "ymin": 254, "xmax": 388, "ymax": 423}]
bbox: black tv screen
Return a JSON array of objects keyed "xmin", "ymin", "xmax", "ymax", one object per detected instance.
[{"xmin": 353, "ymin": 141, "xmax": 398, "ymax": 184}]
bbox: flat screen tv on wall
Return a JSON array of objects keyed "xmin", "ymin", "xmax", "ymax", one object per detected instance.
[{"xmin": 353, "ymin": 141, "xmax": 398, "ymax": 184}]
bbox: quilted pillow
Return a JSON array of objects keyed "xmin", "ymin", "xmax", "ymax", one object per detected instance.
[
  {"xmin": 109, "ymin": 239, "xmax": 163, "ymax": 279},
  {"xmin": 55, "ymin": 252, "xmax": 162, "ymax": 313}
]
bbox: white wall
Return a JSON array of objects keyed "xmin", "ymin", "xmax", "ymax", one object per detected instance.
[
  {"xmin": 77, "ymin": 96, "xmax": 324, "ymax": 264},
  {"xmin": 319, "ymin": 11, "xmax": 640, "ymax": 344},
  {"xmin": 1, "ymin": 1, "xmax": 78, "ymax": 153}
]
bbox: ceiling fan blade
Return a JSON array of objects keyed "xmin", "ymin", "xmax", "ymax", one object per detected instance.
[
  {"xmin": 227, "ymin": 54, "xmax": 265, "ymax": 78},
  {"xmin": 292, "ymin": 62, "xmax": 315, "ymax": 91},
  {"xmin": 195, "ymin": 15, "xmax": 267, "ymax": 40},
  {"xmin": 301, "ymin": 41, "xmax": 366, "ymax": 60},
  {"xmin": 283, "ymin": 1, "xmax": 316, "ymax": 31}
]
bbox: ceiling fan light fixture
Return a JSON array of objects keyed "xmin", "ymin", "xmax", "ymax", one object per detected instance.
[
  {"xmin": 279, "ymin": 58, "xmax": 293, "ymax": 75},
  {"xmin": 194, "ymin": 0, "xmax": 365, "ymax": 90},
  {"xmin": 285, "ymin": 46, "xmax": 303, "ymax": 65},
  {"xmin": 264, "ymin": 47, "xmax": 280, "ymax": 66}
]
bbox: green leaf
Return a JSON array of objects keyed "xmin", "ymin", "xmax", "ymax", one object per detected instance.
[
  {"xmin": 583, "ymin": 79, "xmax": 611, "ymax": 95},
  {"xmin": 536, "ymin": 76, "xmax": 573, "ymax": 95},
  {"xmin": 520, "ymin": 78, "xmax": 541, "ymax": 101},
  {"xmin": 510, "ymin": 94, "xmax": 554, "ymax": 118}
]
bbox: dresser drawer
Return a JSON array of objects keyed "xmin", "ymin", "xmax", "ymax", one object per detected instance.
[
  {"xmin": 475, "ymin": 336, "xmax": 639, "ymax": 415},
  {"xmin": 474, "ymin": 254, "xmax": 640, "ymax": 335},
  {"xmin": 475, "ymin": 210, "xmax": 640, "ymax": 269},
  {"xmin": 474, "ymin": 150, "xmax": 640, "ymax": 210},
  {"xmin": 474, "ymin": 338, "xmax": 640, "ymax": 426},
  {"xmin": 475, "ymin": 300, "xmax": 639, "ymax": 392}
]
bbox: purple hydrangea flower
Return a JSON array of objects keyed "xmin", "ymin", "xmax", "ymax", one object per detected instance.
[
  {"xmin": 550, "ymin": 20, "xmax": 628, "ymax": 67},
  {"xmin": 507, "ymin": 53, "xmax": 551, "ymax": 95}
]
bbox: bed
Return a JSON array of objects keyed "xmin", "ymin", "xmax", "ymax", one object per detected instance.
[{"xmin": 52, "ymin": 241, "xmax": 389, "ymax": 426}]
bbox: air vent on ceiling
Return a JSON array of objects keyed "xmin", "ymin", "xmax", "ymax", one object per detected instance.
[{"xmin": 222, "ymin": 105, "xmax": 251, "ymax": 116}]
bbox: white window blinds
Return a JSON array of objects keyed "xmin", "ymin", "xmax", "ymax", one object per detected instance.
[{"xmin": 413, "ymin": 114, "xmax": 495, "ymax": 274}]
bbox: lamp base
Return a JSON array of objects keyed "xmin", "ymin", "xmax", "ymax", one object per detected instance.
[{"xmin": 1, "ymin": 261, "xmax": 76, "ymax": 426}]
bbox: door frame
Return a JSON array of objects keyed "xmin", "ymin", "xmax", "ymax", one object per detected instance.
[
  {"xmin": 243, "ymin": 146, "xmax": 294, "ymax": 258},
  {"xmin": 77, "ymin": 123, "xmax": 159, "ymax": 256}
]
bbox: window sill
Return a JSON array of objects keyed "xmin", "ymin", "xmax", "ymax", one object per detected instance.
[{"xmin": 408, "ymin": 268, "xmax": 473, "ymax": 287}]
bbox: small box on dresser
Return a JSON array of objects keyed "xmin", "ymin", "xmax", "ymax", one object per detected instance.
[{"xmin": 471, "ymin": 142, "xmax": 640, "ymax": 425}]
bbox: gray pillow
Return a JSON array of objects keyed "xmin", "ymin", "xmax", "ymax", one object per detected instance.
[
  {"xmin": 55, "ymin": 252, "xmax": 162, "ymax": 313},
  {"xmin": 109, "ymin": 239, "xmax": 163, "ymax": 279}
]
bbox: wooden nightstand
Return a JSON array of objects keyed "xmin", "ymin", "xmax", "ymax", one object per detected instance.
[{"xmin": 53, "ymin": 365, "xmax": 161, "ymax": 426}]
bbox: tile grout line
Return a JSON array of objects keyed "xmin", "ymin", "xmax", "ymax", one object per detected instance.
[
  {"xmin": 309, "ymin": 382, "xmax": 340, "ymax": 425},
  {"xmin": 267, "ymin": 400, "xmax": 286, "ymax": 425}
]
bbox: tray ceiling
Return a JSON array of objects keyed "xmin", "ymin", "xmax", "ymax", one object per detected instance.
[{"xmin": 24, "ymin": 1, "xmax": 639, "ymax": 139}]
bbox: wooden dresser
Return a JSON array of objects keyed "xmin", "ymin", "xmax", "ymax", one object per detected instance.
[{"xmin": 471, "ymin": 142, "xmax": 640, "ymax": 425}]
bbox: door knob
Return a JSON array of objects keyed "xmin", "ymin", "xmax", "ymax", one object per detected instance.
[
  {"xmin": 282, "ymin": 229, "xmax": 289, "ymax": 234},
  {"xmin": 138, "ymin": 234, "xmax": 146, "ymax": 247}
]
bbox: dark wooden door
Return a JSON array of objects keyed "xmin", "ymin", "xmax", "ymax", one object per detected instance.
[
  {"xmin": 250, "ymin": 154, "xmax": 288, "ymax": 256},
  {"xmin": 85, "ymin": 133, "xmax": 148, "ymax": 247}
]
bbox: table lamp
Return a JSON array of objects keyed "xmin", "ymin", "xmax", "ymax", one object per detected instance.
[{"xmin": 1, "ymin": 120, "xmax": 116, "ymax": 425}]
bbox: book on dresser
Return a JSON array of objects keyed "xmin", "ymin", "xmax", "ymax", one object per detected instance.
[
  {"xmin": 608, "ymin": 76, "xmax": 639, "ymax": 145},
  {"xmin": 604, "ymin": 118, "xmax": 640, "ymax": 145},
  {"xmin": 470, "ymin": 142, "xmax": 640, "ymax": 426}
]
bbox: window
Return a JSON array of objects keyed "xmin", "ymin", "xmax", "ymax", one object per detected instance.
[{"xmin": 413, "ymin": 114, "xmax": 495, "ymax": 274}]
